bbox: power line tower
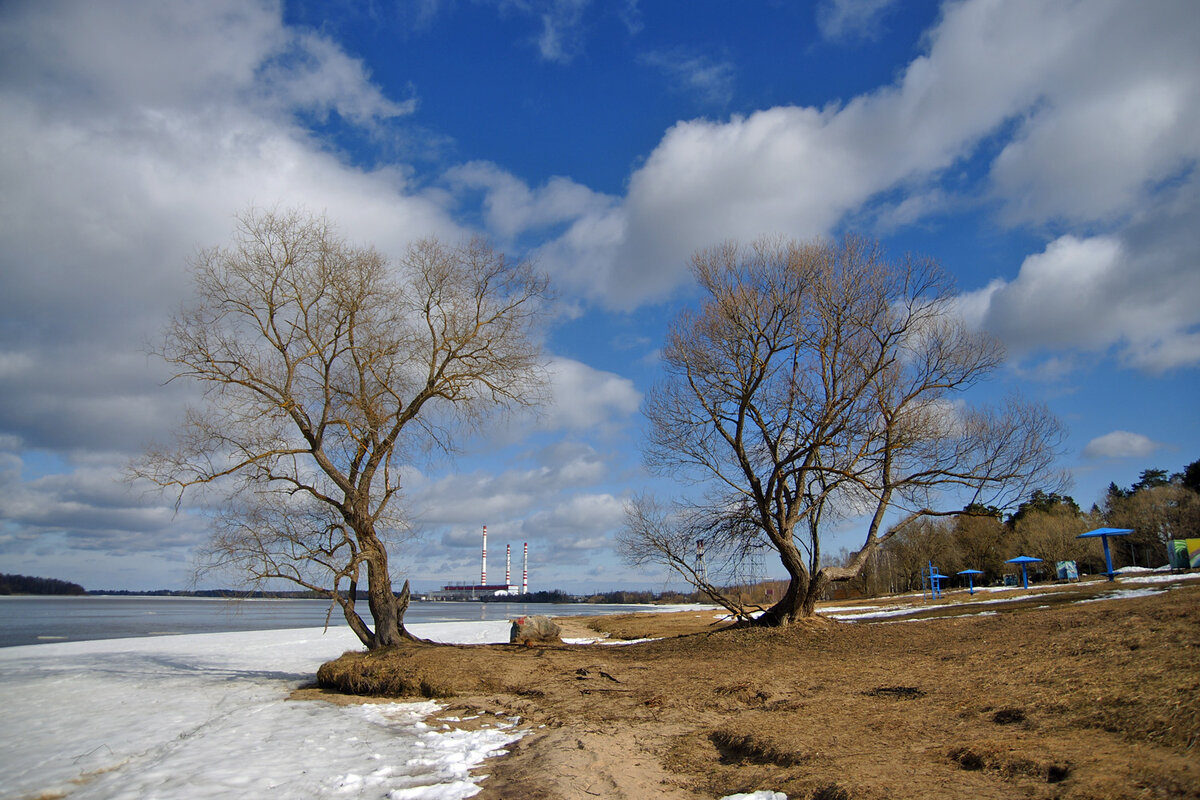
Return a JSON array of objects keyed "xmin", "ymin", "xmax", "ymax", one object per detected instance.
[
  {"xmin": 695, "ymin": 538, "xmax": 707, "ymax": 584},
  {"xmin": 747, "ymin": 541, "xmax": 765, "ymax": 591}
]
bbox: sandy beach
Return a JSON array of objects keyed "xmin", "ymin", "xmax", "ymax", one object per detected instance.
[{"xmin": 318, "ymin": 576, "xmax": 1200, "ymax": 800}]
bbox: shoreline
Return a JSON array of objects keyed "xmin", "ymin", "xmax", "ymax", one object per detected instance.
[{"xmin": 313, "ymin": 582, "xmax": 1200, "ymax": 799}]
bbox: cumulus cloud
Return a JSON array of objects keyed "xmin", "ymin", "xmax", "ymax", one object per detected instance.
[
  {"xmin": 525, "ymin": 0, "xmax": 1200, "ymax": 375},
  {"xmin": 0, "ymin": 0, "xmax": 472, "ymax": 572},
  {"xmin": 444, "ymin": 161, "xmax": 616, "ymax": 240},
  {"xmin": 533, "ymin": 0, "xmax": 1087, "ymax": 306},
  {"xmin": 0, "ymin": 0, "xmax": 463, "ymax": 457},
  {"xmin": 1083, "ymin": 431, "xmax": 1164, "ymax": 460},
  {"xmin": 519, "ymin": 492, "xmax": 624, "ymax": 546},
  {"xmin": 538, "ymin": 357, "xmax": 642, "ymax": 432},
  {"xmin": 0, "ymin": 451, "xmax": 207, "ymax": 557},
  {"xmin": 960, "ymin": 176, "xmax": 1200, "ymax": 372}
]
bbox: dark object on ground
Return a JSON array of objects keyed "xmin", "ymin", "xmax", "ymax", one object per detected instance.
[
  {"xmin": 863, "ymin": 686, "xmax": 926, "ymax": 699},
  {"xmin": 993, "ymin": 707, "xmax": 1027, "ymax": 724},
  {"xmin": 510, "ymin": 615, "xmax": 561, "ymax": 645}
]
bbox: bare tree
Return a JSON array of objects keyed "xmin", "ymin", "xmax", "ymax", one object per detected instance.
[
  {"xmin": 949, "ymin": 512, "xmax": 1009, "ymax": 583},
  {"xmin": 1012, "ymin": 508, "xmax": 1098, "ymax": 570},
  {"xmin": 1106, "ymin": 484, "xmax": 1200, "ymax": 567},
  {"xmin": 134, "ymin": 209, "xmax": 548, "ymax": 648},
  {"xmin": 620, "ymin": 236, "xmax": 1065, "ymax": 625}
]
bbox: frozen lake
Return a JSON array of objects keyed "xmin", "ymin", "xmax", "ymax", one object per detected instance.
[
  {"xmin": 0, "ymin": 621, "xmax": 522, "ymax": 799},
  {"xmin": 0, "ymin": 596, "xmax": 675, "ymax": 648},
  {"xmin": 0, "ymin": 606, "xmax": 720, "ymax": 800}
]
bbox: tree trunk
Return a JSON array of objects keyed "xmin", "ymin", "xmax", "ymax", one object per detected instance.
[
  {"xmin": 761, "ymin": 573, "xmax": 812, "ymax": 625},
  {"xmin": 758, "ymin": 565, "xmax": 832, "ymax": 625},
  {"xmin": 338, "ymin": 579, "xmax": 376, "ymax": 646},
  {"xmin": 355, "ymin": 527, "xmax": 410, "ymax": 649},
  {"xmin": 801, "ymin": 571, "xmax": 827, "ymax": 616},
  {"xmin": 365, "ymin": 563, "xmax": 404, "ymax": 648}
]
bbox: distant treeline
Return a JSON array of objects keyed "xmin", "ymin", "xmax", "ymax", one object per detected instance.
[
  {"xmin": 0, "ymin": 573, "xmax": 87, "ymax": 595},
  {"xmin": 479, "ymin": 589, "xmax": 574, "ymax": 603},
  {"xmin": 582, "ymin": 589, "xmax": 709, "ymax": 604},
  {"xmin": 18, "ymin": 586, "xmax": 707, "ymax": 603},
  {"xmin": 478, "ymin": 589, "xmax": 710, "ymax": 605},
  {"xmin": 88, "ymin": 589, "xmax": 366, "ymax": 599}
]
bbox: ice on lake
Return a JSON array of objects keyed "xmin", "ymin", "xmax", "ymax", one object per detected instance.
[{"xmin": 0, "ymin": 621, "xmax": 520, "ymax": 800}]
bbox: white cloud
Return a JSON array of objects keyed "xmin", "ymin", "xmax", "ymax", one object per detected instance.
[
  {"xmin": 0, "ymin": 0, "xmax": 474, "ymax": 573},
  {"xmin": 486, "ymin": 0, "xmax": 591, "ymax": 63},
  {"xmin": 525, "ymin": 0, "xmax": 1200, "ymax": 373},
  {"xmin": 536, "ymin": 0, "xmax": 1101, "ymax": 307},
  {"xmin": 260, "ymin": 31, "xmax": 418, "ymax": 125},
  {"xmin": 640, "ymin": 48, "xmax": 735, "ymax": 107},
  {"xmin": 0, "ymin": 1, "xmax": 465, "ymax": 456},
  {"xmin": 535, "ymin": 0, "xmax": 590, "ymax": 63},
  {"xmin": 976, "ymin": 234, "xmax": 1126, "ymax": 351},
  {"xmin": 988, "ymin": 6, "xmax": 1200, "ymax": 226},
  {"xmin": 1083, "ymin": 431, "xmax": 1164, "ymax": 460},
  {"xmin": 404, "ymin": 439, "xmax": 617, "ymax": 528},
  {"xmin": 816, "ymin": 0, "xmax": 899, "ymax": 42},
  {"xmin": 444, "ymin": 161, "xmax": 616, "ymax": 240},
  {"xmin": 521, "ymin": 492, "xmax": 625, "ymax": 537},
  {"xmin": 394, "ymin": 441, "xmax": 632, "ymax": 584},
  {"xmin": 962, "ymin": 174, "xmax": 1200, "ymax": 372},
  {"xmin": 539, "ymin": 357, "xmax": 642, "ymax": 432},
  {"xmin": 0, "ymin": 452, "xmax": 206, "ymax": 556}
]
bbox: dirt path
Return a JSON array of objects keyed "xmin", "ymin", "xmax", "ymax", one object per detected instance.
[{"xmin": 316, "ymin": 584, "xmax": 1200, "ymax": 799}]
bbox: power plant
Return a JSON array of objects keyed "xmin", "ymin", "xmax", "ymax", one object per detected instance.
[{"xmin": 425, "ymin": 526, "xmax": 529, "ymax": 600}]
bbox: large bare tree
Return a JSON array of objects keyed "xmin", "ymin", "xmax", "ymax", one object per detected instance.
[
  {"xmin": 134, "ymin": 209, "xmax": 548, "ymax": 648},
  {"xmin": 620, "ymin": 236, "xmax": 1065, "ymax": 624}
]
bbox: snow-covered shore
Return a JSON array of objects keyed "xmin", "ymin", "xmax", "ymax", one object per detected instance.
[{"xmin": 0, "ymin": 620, "xmax": 519, "ymax": 800}]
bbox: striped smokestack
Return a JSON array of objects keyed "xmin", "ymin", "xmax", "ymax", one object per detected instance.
[
  {"xmin": 505, "ymin": 543, "xmax": 511, "ymax": 586},
  {"xmin": 481, "ymin": 525, "xmax": 487, "ymax": 586},
  {"xmin": 522, "ymin": 542, "xmax": 528, "ymax": 594}
]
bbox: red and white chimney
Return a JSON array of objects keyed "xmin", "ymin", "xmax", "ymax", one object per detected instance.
[
  {"xmin": 505, "ymin": 543, "xmax": 511, "ymax": 586},
  {"xmin": 522, "ymin": 542, "xmax": 528, "ymax": 594},
  {"xmin": 481, "ymin": 525, "xmax": 487, "ymax": 586}
]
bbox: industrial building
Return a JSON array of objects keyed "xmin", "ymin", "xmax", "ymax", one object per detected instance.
[{"xmin": 424, "ymin": 527, "xmax": 529, "ymax": 601}]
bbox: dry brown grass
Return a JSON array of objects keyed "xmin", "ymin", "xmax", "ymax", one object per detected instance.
[{"xmin": 314, "ymin": 585, "xmax": 1200, "ymax": 799}]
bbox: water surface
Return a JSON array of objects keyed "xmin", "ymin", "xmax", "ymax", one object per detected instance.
[{"xmin": 0, "ymin": 595, "xmax": 675, "ymax": 647}]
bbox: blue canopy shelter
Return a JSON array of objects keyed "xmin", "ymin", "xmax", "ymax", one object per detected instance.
[
  {"xmin": 1005, "ymin": 555, "xmax": 1043, "ymax": 589},
  {"xmin": 958, "ymin": 568, "xmax": 984, "ymax": 596},
  {"xmin": 1077, "ymin": 527, "xmax": 1134, "ymax": 581}
]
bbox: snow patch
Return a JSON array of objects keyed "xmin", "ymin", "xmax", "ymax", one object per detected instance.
[
  {"xmin": 1119, "ymin": 572, "xmax": 1200, "ymax": 585},
  {"xmin": 1075, "ymin": 588, "xmax": 1166, "ymax": 603},
  {"xmin": 0, "ymin": 622, "xmax": 523, "ymax": 800}
]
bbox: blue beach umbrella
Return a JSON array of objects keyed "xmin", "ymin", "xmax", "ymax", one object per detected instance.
[
  {"xmin": 1005, "ymin": 555, "xmax": 1043, "ymax": 589},
  {"xmin": 1077, "ymin": 528, "xmax": 1134, "ymax": 581},
  {"xmin": 957, "ymin": 569, "xmax": 984, "ymax": 596}
]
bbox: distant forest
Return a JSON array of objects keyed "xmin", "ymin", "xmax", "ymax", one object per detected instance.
[
  {"xmin": 478, "ymin": 589, "xmax": 711, "ymax": 605},
  {"xmin": 0, "ymin": 573, "xmax": 86, "ymax": 595},
  {"xmin": 0, "ymin": 581, "xmax": 705, "ymax": 603}
]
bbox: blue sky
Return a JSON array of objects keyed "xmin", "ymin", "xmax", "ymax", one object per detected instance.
[{"xmin": 1, "ymin": 0, "xmax": 1197, "ymax": 593}]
